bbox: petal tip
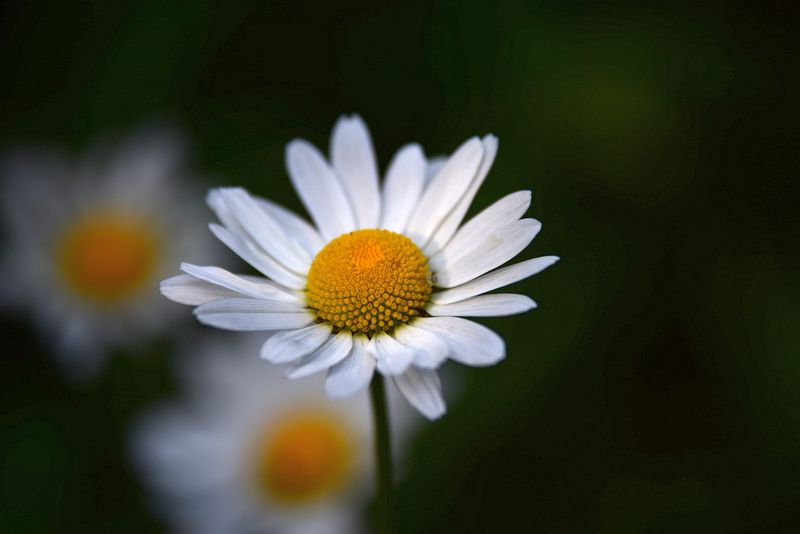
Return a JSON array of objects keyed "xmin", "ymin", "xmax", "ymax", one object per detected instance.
[
  {"xmin": 346, "ymin": 112, "xmax": 366, "ymax": 125},
  {"xmin": 427, "ymin": 407, "xmax": 447, "ymax": 421},
  {"xmin": 285, "ymin": 138, "xmax": 309, "ymax": 157}
]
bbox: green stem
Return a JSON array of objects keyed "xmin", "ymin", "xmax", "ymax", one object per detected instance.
[{"xmin": 369, "ymin": 374, "xmax": 393, "ymax": 534}]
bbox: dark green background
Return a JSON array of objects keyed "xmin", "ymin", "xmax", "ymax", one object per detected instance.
[{"xmin": 2, "ymin": 1, "xmax": 799, "ymax": 532}]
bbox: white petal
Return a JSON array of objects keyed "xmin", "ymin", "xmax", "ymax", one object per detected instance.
[
  {"xmin": 393, "ymin": 368, "xmax": 446, "ymax": 420},
  {"xmin": 208, "ymin": 224, "xmax": 307, "ymax": 290},
  {"xmin": 325, "ymin": 336, "xmax": 375, "ymax": 399},
  {"xmin": 208, "ymin": 189, "xmax": 311, "ymax": 280},
  {"xmin": 366, "ymin": 333, "xmax": 415, "ymax": 376},
  {"xmin": 414, "ymin": 317, "xmax": 505, "ymax": 367},
  {"xmin": 208, "ymin": 217, "xmax": 269, "ymax": 276},
  {"xmin": 130, "ymin": 408, "xmax": 236, "ymax": 495},
  {"xmin": 180, "ymin": 263, "xmax": 302, "ymax": 303},
  {"xmin": 330, "ymin": 115, "xmax": 381, "ymax": 229},
  {"xmin": 428, "ymin": 293, "xmax": 537, "ymax": 317},
  {"xmin": 392, "ymin": 324, "xmax": 449, "ymax": 369},
  {"xmin": 194, "ymin": 299, "xmax": 314, "ymax": 331},
  {"xmin": 207, "ymin": 187, "xmax": 242, "ymax": 231},
  {"xmin": 211, "ymin": 188, "xmax": 311, "ymax": 273},
  {"xmin": 160, "ymin": 274, "xmax": 240, "ymax": 305},
  {"xmin": 286, "ymin": 139, "xmax": 356, "ymax": 241},
  {"xmin": 254, "ymin": 196, "xmax": 325, "ymax": 256},
  {"xmin": 405, "ymin": 137, "xmax": 484, "ymax": 247},
  {"xmin": 380, "ymin": 144, "xmax": 426, "ymax": 233},
  {"xmin": 429, "ymin": 189, "xmax": 530, "ymax": 271},
  {"xmin": 424, "ymin": 156, "xmax": 448, "ymax": 185},
  {"xmin": 286, "ymin": 332, "xmax": 353, "ymax": 379},
  {"xmin": 259, "ymin": 323, "xmax": 332, "ymax": 364},
  {"xmin": 423, "ymin": 135, "xmax": 499, "ymax": 256},
  {"xmin": 433, "ymin": 218, "xmax": 542, "ymax": 288},
  {"xmin": 432, "ymin": 256, "xmax": 560, "ymax": 304}
]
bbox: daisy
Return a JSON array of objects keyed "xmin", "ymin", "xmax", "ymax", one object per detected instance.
[
  {"xmin": 161, "ymin": 115, "xmax": 558, "ymax": 419},
  {"xmin": 0, "ymin": 125, "xmax": 220, "ymax": 379},
  {"xmin": 130, "ymin": 333, "xmax": 416, "ymax": 534}
]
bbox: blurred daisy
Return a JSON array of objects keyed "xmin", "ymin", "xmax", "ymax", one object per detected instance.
[
  {"xmin": 0, "ymin": 125, "xmax": 218, "ymax": 379},
  {"xmin": 131, "ymin": 333, "xmax": 414, "ymax": 534},
  {"xmin": 162, "ymin": 115, "xmax": 558, "ymax": 419}
]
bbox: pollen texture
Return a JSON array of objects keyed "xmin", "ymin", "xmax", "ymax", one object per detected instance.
[{"xmin": 306, "ymin": 229, "xmax": 432, "ymax": 335}]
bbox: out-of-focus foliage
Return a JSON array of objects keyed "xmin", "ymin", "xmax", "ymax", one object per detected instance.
[{"xmin": 1, "ymin": 1, "xmax": 798, "ymax": 532}]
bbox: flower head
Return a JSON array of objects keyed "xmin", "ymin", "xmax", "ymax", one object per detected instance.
[
  {"xmin": 130, "ymin": 333, "xmax": 416, "ymax": 533},
  {"xmin": 162, "ymin": 115, "xmax": 558, "ymax": 418},
  {"xmin": 0, "ymin": 125, "xmax": 219, "ymax": 379}
]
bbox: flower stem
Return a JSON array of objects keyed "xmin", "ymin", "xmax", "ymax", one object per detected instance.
[{"xmin": 370, "ymin": 374, "xmax": 393, "ymax": 534}]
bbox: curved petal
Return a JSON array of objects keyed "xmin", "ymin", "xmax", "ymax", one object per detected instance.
[
  {"xmin": 424, "ymin": 156, "xmax": 448, "ymax": 185},
  {"xmin": 194, "ymin": 299, "xmax": 314, "ymax": 331},
  {"xmin": 380, "ymin": 143, "xmax": 426, "ymax": 233},
  {"xmin": 366, "ymin": 333, "xmax": 415, "ymax": 376},
  {"xmin": 330, "ymin": 115, "xmax": 381, "ymax": 229},
  {"xmin": 433, "ymin": 219, "xmax": 542, "ymax": 288},
  {"xmin": 208, "ymin": 224, "xmax": 307, "ymax": 290},
  {"xmin": 286, "ymin": 139, "xmax": 356, "ymax": 241},
  {"xmin": 253, "ymin": 197, "xmax": 325, "ymax": 256},
  {"xmin": 405, "ymin": 137, "xmax": 484, "ymax": 247},
  {"xmin": 423, "ymin": 135, "xmax": 499, "ymax": 256},
  {"xmin": 428, "ymin": 294, "xmax": 537, "ymax": 317},
  {"xmin": 209, "ymin": 188, "xmax": 311, "ymax": 273},
  {"xmin": 325, "ymin": 336, "xmax": 375, "ymax": 399},
  {"xmin": 431, "ymin": 256, "xmax": 560, "ymax": 304},
  {"xmin": 286, "ymin": 331, "xmax": 353, "ymax": 379},
  {"xmin": 160, "ymin": 274, "xmax": 240, "ymax": 305},
  {"xmin": 180, "ymin": 263, "xmax": 302, "ymax": 303},
  {"xmin": 392, "ymin": 323, "xmax": 449, "ymax": 369},
  {"xmin": 259, "ymin": 323, "xmax": 332, "ymax": 364},
  {"xmin": 429, "ymin": 189, "xmax": 530, "ymax": 272},
  {"xmin": 413, "ymin": 316, "xmax": 505, "ymax": 367},
  {"xmin": 394, "ymin": 368, "xmax": 446, "ymax": 420},
  {"xmin": 206, "ymin": 187, "xmax": 245, "ymax": 232}
]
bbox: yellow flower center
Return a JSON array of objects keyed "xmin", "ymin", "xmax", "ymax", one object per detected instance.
[
  {"xmin": 306, "ymin": 229, "xmax": 432, "ymax": 335},
  {"xmin": 257, "ymin": 412, "xmax": 353, "ymax": 505},
  {"xmin": 56, "ymin": 213, "xmax": 159, "ymax": 303}
]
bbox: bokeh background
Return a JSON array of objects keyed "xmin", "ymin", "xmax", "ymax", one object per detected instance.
[{"xmin": 2, "ymin": 1, "xmax": 799, "ymax": 532}]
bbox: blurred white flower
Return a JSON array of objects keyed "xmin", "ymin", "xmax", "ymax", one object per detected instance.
[
  {"xmin": 0, "ymin": 124, "xmax": 220, "ymax": 380},
  {"xmin": 162, "ymin": 115, "xmax": 558, "ymax": 419},
  {"xmin": 130, "ymin": 333, "xmax": 417, "ymax": 534}
]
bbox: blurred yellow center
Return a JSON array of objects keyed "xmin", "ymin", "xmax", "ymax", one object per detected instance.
[
  {"xmin": 258, "ymin": 412, "xmax": 352, "ymax": 505},
  {"xmin": 306, "ymin": 229, "xmax": 431, "ymax": 335},
  {"xmin": 57, "ymin": 213, "xmax": 158, "ymax": 302}
]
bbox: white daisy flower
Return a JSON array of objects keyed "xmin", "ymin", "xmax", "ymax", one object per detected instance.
[
  {"xmin": 161, "ymin": 115, "xmax": 558, "ymax": 419},
  {"xmin": 0, "ymin": 125, "xmax": 219, "ymax": 380},
  {"xmin": 130, "ymin": 333, "xmax": 415, "ymax": 534}
]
